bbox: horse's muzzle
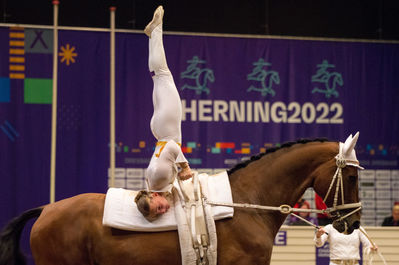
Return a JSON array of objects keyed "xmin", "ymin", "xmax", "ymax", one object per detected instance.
[{"xmin": 332, "ymin": 219, "xmax": 360, "ymax": 234}]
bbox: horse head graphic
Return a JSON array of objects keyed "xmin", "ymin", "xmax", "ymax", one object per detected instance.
[
  {"xmin": 311, "ymin": 60, "xmax": 343, "ymax": 98},
  {"xmin": 247, "ymin": 58, "xmax": 280, "ymax": 97},
  {"xmin": 180, "ymin": 56, "xmax": 215, "ymax": 95}
]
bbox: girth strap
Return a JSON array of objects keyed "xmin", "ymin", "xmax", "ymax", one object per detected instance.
[{"xmin": 178, "ymin": 173, "xmax": 210, "ymax": 265}]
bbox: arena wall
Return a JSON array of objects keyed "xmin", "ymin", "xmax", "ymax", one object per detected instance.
[{"xmin": 271, "ymin": 226, "xmax": 399, "ymax": 265}]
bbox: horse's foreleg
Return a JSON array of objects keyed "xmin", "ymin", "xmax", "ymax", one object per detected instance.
[{"xmin": 216, "ymin": 217, "xmax": 274, "ymax": 265}]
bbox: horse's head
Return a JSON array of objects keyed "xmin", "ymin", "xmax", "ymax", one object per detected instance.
[{"xmin": 313, "ymin": 132, "xmax": 363, "ymax": 234}]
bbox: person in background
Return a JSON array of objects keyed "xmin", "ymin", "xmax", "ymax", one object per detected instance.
[
  {"xmin": 289, "ymin": 198, "xmax": 318, "ymax": 226},
  {"xmin": 315, "ymin": 224, "xmax": 378, "ymax": 265},
  {"xmin": 315, "ymin": 192, "xmax": 332, "ymax": 226},
  {"xmin": 381, "ymin": 203, "xmax": 399, "ymax": 226}
]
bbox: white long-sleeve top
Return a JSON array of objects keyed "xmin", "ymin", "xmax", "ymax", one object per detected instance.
[
  {"xmin": 314, "ymin": 224, "xmax": 371, "ymax": 260},
  {"xmin": 146, "ymin": 140, "xmax": 187, "ymax": 192}
]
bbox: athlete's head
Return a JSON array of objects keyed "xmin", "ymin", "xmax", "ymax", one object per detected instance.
[{"xmin": 134, "ymin": 190, "xmax": 170, "ymax": 221}]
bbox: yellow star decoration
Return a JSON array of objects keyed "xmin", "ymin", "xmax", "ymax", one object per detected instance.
[{"xmin": 59, "ymin": 44, "xmax": 78, "ymax": 66}]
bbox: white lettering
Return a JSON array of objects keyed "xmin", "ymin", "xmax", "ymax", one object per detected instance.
[
  {"xmin": 246, "ymin": 101, "xmax": 252, "ymax": 122},
  {"xmin": 287, "ymin": 102, "xmax": 301, "ymax": 123},
  {"xmin": 302, "ymin": 102, "xmax": 316, "ymax": 123},
  {"xmin": 213, "ymin": 100, "xmax": 228, "ymax": 121},
  {"xmin": 181, "ymin": 99, "xmax": 343, "ymax": 124},
  {"xmin": 198, "ymin": 100, "xmax": 213, "ymax": 121},
  {"xmin": 330, "ymin": 103, "xmax": 344, "ymax": 124},
  {"xmin": 316, "ymin": 103, "xmax": 329, "ymax": 123},
  {"xmin": 254, "ymin": 101, "xmax": 269, "ymax": 122},
  {"xmin": 271, "ymin": 101, "xmax": 286, "ymax": 123},
  {"xmin": 182, "ymin": 100, "xmax": 197, "ymax": 121},
  {"xmin": 230, "ymin": 101, "xmax": 245, "ymax": 122}
]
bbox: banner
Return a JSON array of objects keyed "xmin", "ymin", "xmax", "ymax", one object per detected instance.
[{"xmin": 119, "ymin": 34, "xmax": 399, "ymax": 172}]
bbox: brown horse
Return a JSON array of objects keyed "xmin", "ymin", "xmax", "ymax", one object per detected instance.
[{"xmin": 0, "ymin": 138, "xmax": 362, "ymax": 265}]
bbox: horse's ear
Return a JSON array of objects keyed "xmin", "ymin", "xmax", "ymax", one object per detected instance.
[
  {"xmin": 343, "ymin": 132, "xmax": 359, "ymax": 156},
  {"xmin": 343, "ymin": 134, "xmax": 353, "ymax": 147}
]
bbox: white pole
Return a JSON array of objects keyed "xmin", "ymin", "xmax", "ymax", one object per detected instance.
[
  {"xmin": 50, "ymin": 0, "xmax": 59, "ymax": 203},
  {"xmin": 109, "ymin": 6, "xmax": 116, "ymax": 188}
]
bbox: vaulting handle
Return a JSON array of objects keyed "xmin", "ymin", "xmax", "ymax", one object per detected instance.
[{"xmin": 193, "ymin": 172, "xmax": 200, "ymax": 201}]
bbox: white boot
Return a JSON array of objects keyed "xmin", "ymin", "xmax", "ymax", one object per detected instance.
[{"xmin": 144, "ymin": 5, "xmax": 164, "ymax": 38}]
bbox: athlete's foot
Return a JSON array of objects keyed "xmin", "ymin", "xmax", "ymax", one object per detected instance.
[{"xmin": 144, "ymin": 5, "xmax": 164, "ymax": 38}]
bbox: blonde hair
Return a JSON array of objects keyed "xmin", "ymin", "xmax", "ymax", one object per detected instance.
[
  {"xmin": 134, "ymin": 190, "xmax": 172, "ymax": 221},
  {"xmin": 134, "ymin": 191, "xmax": 157, "ymax": 221}
]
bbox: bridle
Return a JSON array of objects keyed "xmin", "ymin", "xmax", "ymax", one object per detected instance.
[{"xmin": 320, "ymin": 142, "xmax": 362, "ymax": 223}]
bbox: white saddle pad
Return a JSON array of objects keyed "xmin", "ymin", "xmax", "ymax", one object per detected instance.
[{"xmin": 102, "ymin": 171, "xmax": 234, "ymax": 232}]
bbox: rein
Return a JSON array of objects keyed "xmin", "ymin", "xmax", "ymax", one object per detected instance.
[
  {"xmin": 205, "ymin": 200, "xmax": 328, "ymax": 215},
  {"xmin": 204, "ymin": 200, "xmax": 356, "ymax": 216}
]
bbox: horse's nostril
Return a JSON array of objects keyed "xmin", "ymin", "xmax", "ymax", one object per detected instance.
[{"xmin": 353, "ymin": 221, "xmax": 360, "ymax": 229}]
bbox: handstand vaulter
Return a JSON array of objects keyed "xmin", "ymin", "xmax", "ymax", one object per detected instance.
[{"xmin": 135, "ymin": 6, "xmax": 193, "ymax": 221}]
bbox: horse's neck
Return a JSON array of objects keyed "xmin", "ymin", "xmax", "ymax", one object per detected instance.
[{"xmin": 230, "ymin": 142, "xmax": 336, "ymax": 207}]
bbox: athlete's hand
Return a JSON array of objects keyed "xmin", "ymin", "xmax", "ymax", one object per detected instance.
[
  {"xmin": 178, "ymin": 166, "xmax": 193, "ymax": 181},
  {"xmin": 316, "ymin": 228, "xmax": 325, "ymax": 238}
]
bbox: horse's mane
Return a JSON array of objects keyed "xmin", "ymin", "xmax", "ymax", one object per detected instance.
[{"xmin": 227, "ymin": 138, "xmax": 329, "ymax": 175}]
